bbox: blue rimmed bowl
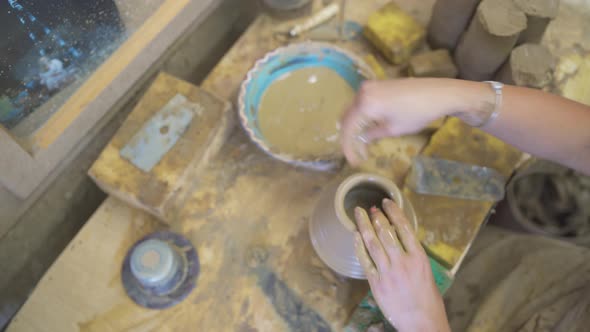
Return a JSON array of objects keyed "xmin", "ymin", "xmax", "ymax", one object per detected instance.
[{"xmin": 238, "ymin": 42, "xmax": 375, "ymax": 171}]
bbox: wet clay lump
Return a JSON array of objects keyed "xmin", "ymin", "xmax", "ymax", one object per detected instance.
[{"xmin": 258, "ymin": 66, "xmax": 355, "ymax": 159}]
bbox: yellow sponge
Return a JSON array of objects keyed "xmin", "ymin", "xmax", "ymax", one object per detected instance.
[{"xmin": 364, "ymin": 2, "xmax": 425, "ymax": 64}]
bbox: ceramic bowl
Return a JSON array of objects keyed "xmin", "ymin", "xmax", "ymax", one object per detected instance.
[{"xmin": 238, "ymin": 42, "xmax": 374, "ymax": 171}]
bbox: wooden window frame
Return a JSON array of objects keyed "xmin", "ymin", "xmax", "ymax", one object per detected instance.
[{"xmin": 0, "ymin": 0, "xmax": 218, "ymax": 199}]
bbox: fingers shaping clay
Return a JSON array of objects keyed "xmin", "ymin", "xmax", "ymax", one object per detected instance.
[{"xmin": 309, "ymin": 173, "xmax": 417, "ymax": 279}]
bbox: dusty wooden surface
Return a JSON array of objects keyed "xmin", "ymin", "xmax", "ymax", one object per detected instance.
[
  {"xmin": 8, "ymin": 1, "xmax": 435, "ymax": 331},
  {"xmin": 8, "ymin": 0, "xmax": 590, "ymax": 330}
]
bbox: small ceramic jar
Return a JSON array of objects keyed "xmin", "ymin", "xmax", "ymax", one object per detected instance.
[{"xmin": 309, "ymin": 173, "xmax": 418, "ymax": 279}]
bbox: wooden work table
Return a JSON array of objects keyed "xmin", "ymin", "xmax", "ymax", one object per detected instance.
[{"xmin": 8, "ymin": 1, "xmax": 520, "ymax": 331}]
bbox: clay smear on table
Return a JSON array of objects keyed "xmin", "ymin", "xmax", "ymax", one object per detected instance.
[{"xmin": 258, "ymin": 66, "xmax": 355, "ymax": 159}]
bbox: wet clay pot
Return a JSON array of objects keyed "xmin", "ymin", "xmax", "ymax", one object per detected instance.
[{"xmin": 309, "ymin": 173, "xmax": 418, "ymax": 279}]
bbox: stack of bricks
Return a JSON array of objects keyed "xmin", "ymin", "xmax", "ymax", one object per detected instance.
[{"xmin": 427, "ymin": 0, "xmax": 559, "ymax": 88}]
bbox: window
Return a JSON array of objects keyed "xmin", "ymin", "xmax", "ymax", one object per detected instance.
[
  {"xmin": 0, "ymin": 0, "xmax": 214, "ymax": 198},
  {"xmin": 1, "ymin": 0, "xmax": 162, "ymax": 137}
]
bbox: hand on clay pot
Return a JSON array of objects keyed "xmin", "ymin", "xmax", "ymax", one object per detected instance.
[{"xmin": 354, "ymin": 199, "xmax": 450, "ymax": 332}]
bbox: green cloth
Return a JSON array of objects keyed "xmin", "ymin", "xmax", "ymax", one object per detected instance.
[{"xmin": 345, "ymin": 256, "xmax": 453, "ymax": 332}]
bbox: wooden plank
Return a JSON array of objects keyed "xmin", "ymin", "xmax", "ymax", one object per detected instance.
[
  {"xmin": 8, "ymin": 1, "xmax": 437, "ymax": 330},
  {"xmin": 7, "ymin": 197, "xmax": 161, "ymax": 332},
  {"xmin": 8, "ymin": 168, "xmax": 371, "ymax": 331}
]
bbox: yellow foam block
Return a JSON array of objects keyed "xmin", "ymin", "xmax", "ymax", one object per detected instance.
[{"xmin": 364, "ymin": 2, "xmax": 425, "ymax": 65}]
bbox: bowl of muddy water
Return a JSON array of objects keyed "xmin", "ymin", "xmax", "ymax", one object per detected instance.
[
  {"xmin": 238, "ymin": 42, "xmax": 374, "ymax": 171},
  {"xmin": 309, "ymin": 173, "xmax": 418, "ymax": 279}
]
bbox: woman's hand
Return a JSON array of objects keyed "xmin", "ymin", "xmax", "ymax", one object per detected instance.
[
  {"xmin": 340, "ymin": 78, "xmax": 491, "ymax": 165},
  {"xmin": 354, "ymin": 199, "xmax": 450, "ymax": 332}
]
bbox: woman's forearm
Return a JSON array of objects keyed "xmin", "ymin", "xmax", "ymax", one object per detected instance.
[{"xmin": 452, "ymin": 81, "xmax": 590, "ymax": 175}]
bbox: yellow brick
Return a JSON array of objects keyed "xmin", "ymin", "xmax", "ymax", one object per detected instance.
[
  {"xmin": 364, "ymin": 2, "xmax": 425, "ymax": 64},
  {"xmin": 556, "ymin": 53, "xmax": 590, "ymax": 105}
]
